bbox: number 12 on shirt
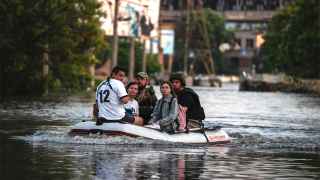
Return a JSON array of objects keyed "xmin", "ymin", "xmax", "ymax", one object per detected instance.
[{"xmin": 98, "ymin": 89, "xmax": 110, "ymax": 103}]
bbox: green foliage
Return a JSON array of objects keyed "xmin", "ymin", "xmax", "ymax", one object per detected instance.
[
  {"xmin": 0, "ymin": 0, "xmax": 106, "ymax": 97},
  {"xmin": 261, "ymin": 0, "xmax": 320, "ymax": 78},
  {"xmin": 117, "ymin": 38, "xmax": 160, "ymax": 74},
  {"xmin": 190, "ymin": 9, "xmax": 233, "ymax": 49},
  {"xmin": 146, "ymin": 54, "xmax": 161, "ymax": 73}
]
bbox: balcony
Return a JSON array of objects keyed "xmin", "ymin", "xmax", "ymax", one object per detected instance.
[
  {"xmin": 159, "ymin": 10, "xmax": 184, "ymax": 23},
  {"xmin": 223, "ymin": 11, "xmax": 276, "ymax": 21},
  {"xmin": 159, "ymin": 9, "xmax": 276, "ymax": 25},
  {"xmin": 224, "ymin": 49, "xmax": 256, "ymax": 59}
]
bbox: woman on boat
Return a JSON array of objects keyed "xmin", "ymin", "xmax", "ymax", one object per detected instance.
[
  {"xmin": 149, "ymin": 81, "xmax": 179, "ymax": 134},
  {"xmin": 124, "ymin": 82, "xmax": 144, "ymax": 126}
]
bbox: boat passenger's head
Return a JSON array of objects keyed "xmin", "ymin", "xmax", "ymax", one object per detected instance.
[
  {"xmin": 170, "ymin": 73, "xmax": 185, "ymax": 92},
  {"xmin": 135, "ymin": 72, "xmax": 149, "ymax": 89},
  {"xmin": 111, "ymin": 66, "xmax": 126, "ymax": 82},
  {"xmin": 160, "ymin": 81, "xmax": 175, "ymax": 97},
  {"xmin": 126, "ymin": 81, "xmax": 139, "ymax": 98}
]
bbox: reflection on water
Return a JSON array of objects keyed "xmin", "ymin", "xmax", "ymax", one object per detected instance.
[
  {"xmin": 92, "ymin": 147, "xmax": 207, "ymax": 180},
  {"xmin": 1, "ymin": 83, "xmax": 320, "ymax": 179},
  {"xmin": 1, "ymin": 139, "xmax": 320, "ymax": 180}
]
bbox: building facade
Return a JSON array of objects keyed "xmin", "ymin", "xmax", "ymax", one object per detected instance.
[{"xmin": 159, "ymin": 0, "xmax": 295, "ymax": 75}]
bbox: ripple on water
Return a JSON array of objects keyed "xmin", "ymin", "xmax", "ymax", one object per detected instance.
[{"xmin": 3, "ymin": 85, "xmax": 320, "ymax": 153}]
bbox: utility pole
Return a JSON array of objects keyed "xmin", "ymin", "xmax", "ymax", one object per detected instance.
[
  {"xmin": 111, "ymin": 0, "xmax": 119, "ymax": 68},
  {"xmin": 183, "ymin": 0, "xmax": 191, "ymax": 76}
]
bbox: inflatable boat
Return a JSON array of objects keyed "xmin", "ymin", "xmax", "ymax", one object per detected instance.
[{"xmin": 69, "ymin": 121, "xmax": 231, "ymax": 144}]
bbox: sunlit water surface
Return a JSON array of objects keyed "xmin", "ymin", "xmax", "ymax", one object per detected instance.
[{"xmin": 1, "ymin": 83, "xmax": 320, "ymax": 179}]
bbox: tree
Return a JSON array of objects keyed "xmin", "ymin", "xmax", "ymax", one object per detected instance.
[
  {"xmin": 261, "ymin": 0, "xmax": 320, "ymax": 78},
  {"xmin": 174, "ymin": 8, "xmax": 233, "ymax": 74},
  {"xmin": 0, "ymin": 0, "xmax": 106, "ymax": 98},
  {"xmin": 117, "ymin": 38, "xmax": 160, "ymax": 75}
]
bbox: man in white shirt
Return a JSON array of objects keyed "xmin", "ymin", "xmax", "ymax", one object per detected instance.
[{"xmin": 94, "ymin": 66, "xmax": 133, "ymax": 125}]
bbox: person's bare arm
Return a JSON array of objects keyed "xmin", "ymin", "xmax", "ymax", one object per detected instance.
[
  {"xmin": 120, "ymin": 95, "xmax": 130, "ymax": 104},
  {"xmin": 181, "ymin": 105, "xmax": 188, "ymax": 111}
]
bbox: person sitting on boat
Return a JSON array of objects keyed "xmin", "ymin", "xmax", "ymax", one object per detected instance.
[
  {"xmin": 135, "ymin": 72, "xmax": 158, "ymax": 125},
  {"xmin": 170, "ymin": 73, "xmax": 205, "ymax": 129},
  {"xmin": 149, "ymin": 81, "xmax": 178, "ymax": 134},
  {"xmin": 124, "ymin": 81, "xmax": 144, "ymax": 126},
  {"xmin": 94, "ymin": 66, "xmax": 140, "ymax": 125}
]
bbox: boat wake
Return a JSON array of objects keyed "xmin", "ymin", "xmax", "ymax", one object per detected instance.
[
  {"xmin": 228, "ymin": 130, "xmax": 320, "ymax": 152},
  {"xmin": 13, "ymin": 129, "xmax": 209, "ymax": 147},
  {"xmin": 12, "ymin": 121, "xmax": 320, "ymax": 152},
  {"xmin": 13, "ymin": 130, "xmax": 163, "ymax": 145}
]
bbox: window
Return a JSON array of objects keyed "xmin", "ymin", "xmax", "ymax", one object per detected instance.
[{"xmin": 246, "ymin": 38, "xmax": 254, "ymax": 49}]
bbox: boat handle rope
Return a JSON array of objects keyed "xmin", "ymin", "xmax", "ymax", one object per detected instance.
[{"xmin": 200, "ymin": 123, "xmax": 210, "ymax": 143}]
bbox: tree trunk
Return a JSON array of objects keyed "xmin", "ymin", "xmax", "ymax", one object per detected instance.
[
  {"xmin": 168, "ymin": 54, "xmax": 173, "ymax": 74},
  {"xmin": 88, "ymin": 64, "xmax": 95, "ymax": 90},
  {"xmin": 129, "ymin": 37, "xmax": 135, "ymax": 81},
  {"xmin": 158, "ymin": 29, "xmax": 165, "ymax": 76},
  {"xmin": 0, "ymin": 60, "xmax": 5, "ymax": 101},
  {"xmin": 142, "ymin": 40, "xmax": 147, "ymax": 73},
  {"xmin": 42, "ymin": 45, "xmax": 49, "ymax": 96},
  {"xmin": 158, "ymin": 45, "xmax": 165, "ymax": 75}
]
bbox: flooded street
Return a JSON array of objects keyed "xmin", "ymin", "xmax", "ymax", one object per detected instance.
[{"xmin": 1, "ymin": 83, "xmax": 320, "ymax": 179}]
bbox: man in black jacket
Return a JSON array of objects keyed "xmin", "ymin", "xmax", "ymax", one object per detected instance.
[
  {"xmin": 136, "ymin": 72, "xmax": 158, "ymax": 125},
  {"xmin": 170, "ymin": 73, "xmax": 205, "ymax": 128}
]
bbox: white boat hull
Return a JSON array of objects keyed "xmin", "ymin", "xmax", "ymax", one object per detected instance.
[{"xmin": 69, "ymin": 121, "xmax": 231, "ymax": 144}]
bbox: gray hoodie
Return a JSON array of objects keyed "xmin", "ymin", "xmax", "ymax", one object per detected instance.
[{"xmin": 150, "ymin": 95, "xmax": 178, "ymax": 127}]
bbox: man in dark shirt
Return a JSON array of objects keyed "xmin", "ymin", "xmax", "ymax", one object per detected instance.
[{"xmin": 170, "ymin": 73, "xmax": 205, "ymax": 128}]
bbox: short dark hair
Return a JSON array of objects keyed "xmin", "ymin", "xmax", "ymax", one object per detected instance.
[
  {"xmin": 111, "ymin": 66, "xmax": 126, "ymax": 76},
  {"xmin": 126, "ymin": 81, "xmax": 138, "ymax": 90},
  {"xmin": 169, "ymin": 73, "xmax": 186, "ymax": 86}
]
